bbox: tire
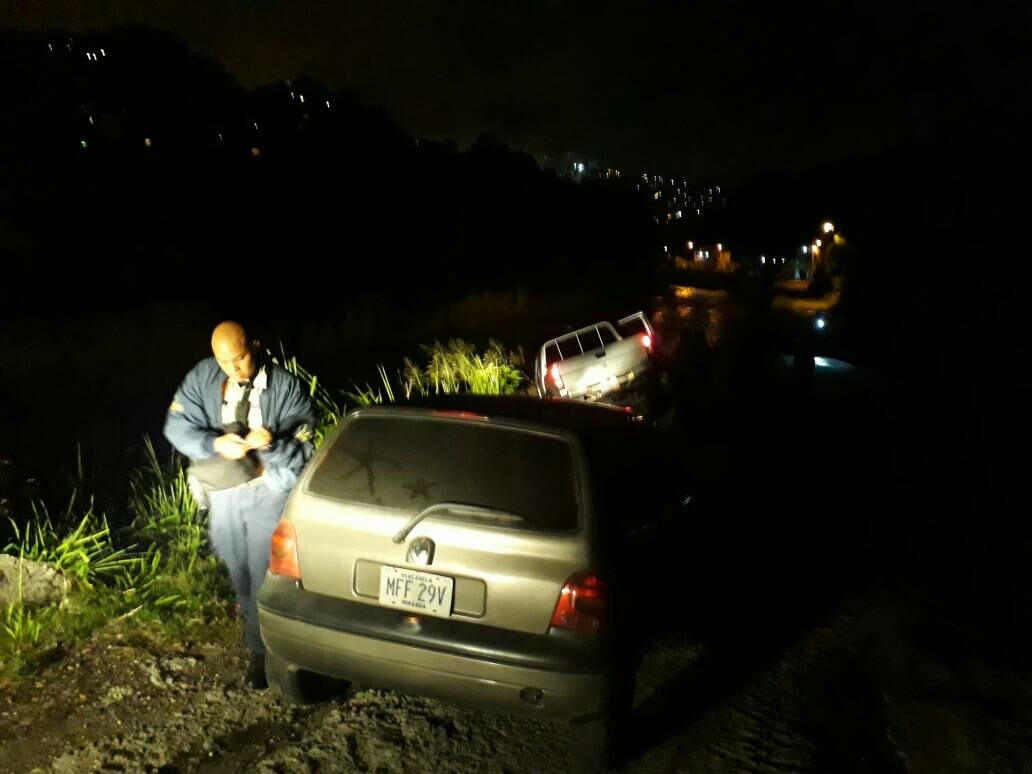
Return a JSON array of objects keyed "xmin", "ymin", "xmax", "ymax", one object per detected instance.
[
  {"xmin": 569, "ymin": 712, "xmax": 617, "ymax": 772},
  {"xmin": 265, "ymin": 651, "xmax": 348, "ymax": 704},
  {"xmin": 567, "ymin": 668, "xmax": 636, "ymax": 772}
]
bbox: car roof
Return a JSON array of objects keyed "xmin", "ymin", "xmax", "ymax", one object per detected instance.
[{"xmin": 349, "ymin": 394, "xmax": 638, "ymax": 436}]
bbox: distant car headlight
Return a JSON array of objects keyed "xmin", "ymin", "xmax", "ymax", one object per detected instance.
[{"xmin": 815, "ymin": 316, "xmax": 827, "ymax": 330}]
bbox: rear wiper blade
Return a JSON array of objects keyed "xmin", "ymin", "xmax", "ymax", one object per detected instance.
[{"xmin": 392, "ymin": 501, "xmax": 525, "ymax": 544}]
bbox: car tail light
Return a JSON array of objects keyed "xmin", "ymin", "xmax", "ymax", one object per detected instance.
[
  {"xmin": 550, "ymin": 571, "xmax": 607, "ymax": 631},
  {"xmin": 549, "ymin": 363, "xmax": 564, "ymax": 389},
  {"xmin": 641, "ymin": 334, "xmax": 652, "ymax": 351},
  {"xmin": 270, "ymin": 520, "xmax": 301, "ymax": 580}
]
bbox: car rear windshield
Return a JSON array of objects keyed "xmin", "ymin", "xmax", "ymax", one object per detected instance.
[{"xmin": 307, "ymin": 414, "xmax": 581, "ymax": 531}]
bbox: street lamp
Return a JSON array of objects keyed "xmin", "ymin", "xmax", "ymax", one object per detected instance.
[{"xmin": 822, "ymin": 221, "xmax": 835, "ymax": 234}]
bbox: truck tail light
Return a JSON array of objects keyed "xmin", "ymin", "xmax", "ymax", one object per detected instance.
[
  {"xmin": 270, "ymin": 520, "xmax": 301, "ymax": 580},
  {"xmin": 550, "ymin": 571, "xmax": 607, "ymax": 631},
  {"xmin": 641, "ymin": 334, "xmax": 652, "ymax": 351},
  {"xmin": 549, "ymin": 363, "xmax": 564, "ymax": 389}
]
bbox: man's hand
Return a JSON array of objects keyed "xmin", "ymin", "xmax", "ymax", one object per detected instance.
[
  {"xmin": 244, "ymin": 426, "xmax": 273, "ymax": 450},
  {"xmin": 214, "ymin": 433, "xmax": 249, "ymax": 460}
]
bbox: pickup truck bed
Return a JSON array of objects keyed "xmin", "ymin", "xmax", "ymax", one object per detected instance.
[{"xmin": 533, "ymin": 312, "xmax": 654, "ymax": 401}]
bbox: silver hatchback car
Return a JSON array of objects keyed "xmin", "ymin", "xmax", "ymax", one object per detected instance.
[{"xmin": 257, "ymin": 395, "xmax": 689, "ymax": 769}]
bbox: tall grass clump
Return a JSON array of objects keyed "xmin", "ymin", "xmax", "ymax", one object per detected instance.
[
  {"xmin": 126, "ymin": 437, "xmax": 230, "ymax": 621},
  {"xmin": 8, "ymin": 495, "xmax": 140, "ymax": 590},
  {"xmin": 277, "ymin": 340, "xmax": 524, "ymax": 428},
  {"xmin": 1, "ymin": 489, "xmax": 151, "ymax": 675},
  {"xmin": 403, "ymin": 339, "xmax": 525, "ymax": 397},
  {"xmin": 0, "ymin": 440, "xmax": 232, "ymax": 677},
  {"xmin": 273, "ymin": 350, "xmax": 347, "ymax": 446}
]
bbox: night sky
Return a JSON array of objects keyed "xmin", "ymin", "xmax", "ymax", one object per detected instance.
[{"xmin": 7, "ymin": 1, "xmax": 1025, "ymax": 182}]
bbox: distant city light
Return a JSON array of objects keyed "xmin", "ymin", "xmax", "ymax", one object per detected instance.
[
  {"xmin": 822, "ymin": 221, "xmax": 835, "ymax": 233},
  {"xmin": 100, "ymin": 48, "xmax": 106, "ymax": 57},
  {"xmin": 814, "ymin": 357, "xmax": 830, "ymax": 368},
  {"xmin": 299, "ymin": 94, "xmax": 305, "ymax": 104},
  {"xmin": 251, "ymin": 146, "xmax": 261, "ymax": 158},
  {"xmin": 815, "ymin": 238, "xmax": 822, "ymax": 247},
  {"xmin": 761, "ymin": 256, "xmax": 766, "ymax": 264},
  {"xmin": 816, "ymin": 317, "xmax": 827, "ymax": 330},
  {"xmin": 325, "ymin": 100, "xmax": 331, "ymax": 108},
  {"xmin": 88, "ymin": 115, "xmax": 94, "ymax": 125},
  {"xmin": 663, "ymin": 245, "xmax": 668, "ymax": 253},
  {"xmin": 717, "ymin": 243, "xmax": 722, "ymax": 251},
  {"xmin": 80, "ymin": 139, "xmax": 87, "ymax": 149},
  {"xmin": 802, "ymin": 245, "xmax": 808, "ymax": 254},
  {"xmin": 48, "ymin": 43, "xmax": 53, "ymax": 52},
  {"xmin": 144, "ymin": 137, "xmax": 152, "ymax": 148},
  {"xmin": 687, "ymin": 241, "xmax": 694, "ymax": 249}
]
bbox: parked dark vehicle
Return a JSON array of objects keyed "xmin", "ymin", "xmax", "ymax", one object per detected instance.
[{"xmin": 257, "ymin": 394, "xmax": 693, "ymax": 770}]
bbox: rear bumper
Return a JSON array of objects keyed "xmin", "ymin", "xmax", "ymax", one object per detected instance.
[
  {"xmin": 570, "ymin": 365, "xmax": 652, "ymax": 401},
  {"xmin": 258, "ymin": 575, "xmax": 610, "ymax": 721}
]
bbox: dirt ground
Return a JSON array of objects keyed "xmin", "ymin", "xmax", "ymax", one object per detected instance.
[{"xmin": 2, "ymin": 578, "xmax": 1030, "ymax": 774}]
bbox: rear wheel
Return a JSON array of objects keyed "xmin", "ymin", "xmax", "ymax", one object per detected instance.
[
  {"xmin": 265, "ymin": 651, "xmax": 348, "ymax": 704},
  {"xmin": 569, "ymin": 712, "xmax": 617, "ymax": 772},
  {"xmin": 567, "ymin": 668, "xmax": 636, "ymax": 772}
]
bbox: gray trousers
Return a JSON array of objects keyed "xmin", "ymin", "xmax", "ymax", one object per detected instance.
[{"xmin": 207, "ymin": 482, "xmax": 289, "ymax": 654}]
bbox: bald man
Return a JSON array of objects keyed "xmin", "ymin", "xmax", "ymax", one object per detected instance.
[{"xmin": 164, "ymin": 321, "xmax": 314, "ymax": 689}]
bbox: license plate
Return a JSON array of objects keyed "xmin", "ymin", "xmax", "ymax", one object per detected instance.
[
  {"xmin": 378, "ymin": 565, "xmax": 454, "ymax": 618},
  {"xmin": 590, "ymin": 374, "xmax": 620, "ymax": 396}
]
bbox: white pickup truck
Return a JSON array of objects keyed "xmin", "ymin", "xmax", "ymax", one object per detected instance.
[{"xmin": 533, "ymin": 312, "xmax": 655, "ymax": 401}]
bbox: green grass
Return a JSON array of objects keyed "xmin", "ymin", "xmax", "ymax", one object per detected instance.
[
  {"xmin": 272, "ymin": 349, "xmax": 347, "ymax": 446},
  {"xmin": 0, "ymin": 341, "xmax": 527, "ymax": 678},
  {"xmin": 402, "ymin": 339, "xmax": 525, "ymax": 397},
  {"xmin": 0, "ymin": 441, "xmax": 231, "ymax": 678}
]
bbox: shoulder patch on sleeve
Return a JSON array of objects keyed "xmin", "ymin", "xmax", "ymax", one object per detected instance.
[
  {"xmin": 294, "ymin": 424, "xmax": 312, "ymax": 443},
  {"xmin": 169, "ymin": 400, "xmax": 185, "ymax": 413}
]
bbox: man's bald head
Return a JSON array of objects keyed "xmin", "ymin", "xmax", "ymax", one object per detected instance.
[{"xmin": 211, "ymin": 321, "xmax": 258, "ymax": 384}]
